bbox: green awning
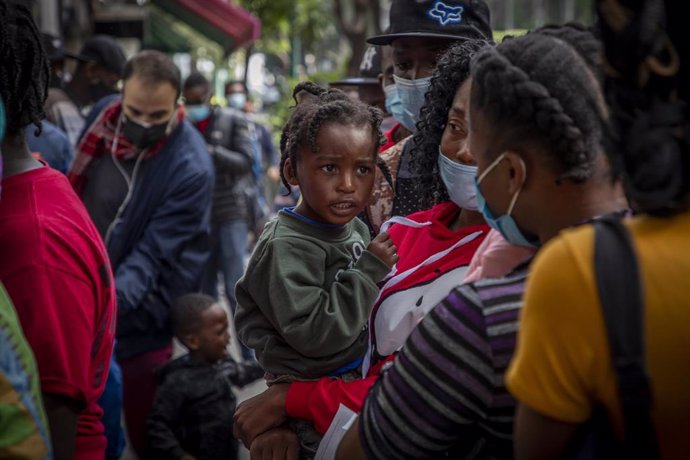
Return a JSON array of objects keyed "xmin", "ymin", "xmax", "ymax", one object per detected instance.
[
  {"xmin": 150, "ymin": 0, "xmax": 260, "ymax": 55},
  {"xmin": 144, "ymin": 9, "xmax": 192, "ymax": 53}
]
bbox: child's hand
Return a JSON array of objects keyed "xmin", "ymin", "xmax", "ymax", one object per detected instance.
[{"xmin": 367, "ymin": 232, "xmax": 398, "ymax": 268}]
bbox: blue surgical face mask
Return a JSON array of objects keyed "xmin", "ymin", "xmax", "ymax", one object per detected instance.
[
  {"xmin": 437, "ymin": 147, "xmax": 478, "ymax": 211},
  {"xmin": 384, "ymin": 84, "xmax": 404, "ymax": 122},
  {"xmin": 227, "ymin": 93, "xmax": 247, "ymax": 110},
  {"xmin": 475, "ymin": 153, "xmax": 540, "ymax": 248},
  {"xmin": 186, "ymin": 104, "xmax": 211, "ymax": 123},
  {"xmin": 393, "ymin": 74, "xmax": 432, "ymax": 133}
]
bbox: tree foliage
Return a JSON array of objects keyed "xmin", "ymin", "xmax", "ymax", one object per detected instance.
[
  {"xmin": 238, "ymin": 0, "xmax": 334, "ymax": 58},
  {"xmin": 485, "ymin": 0, "xmax": 594, "ymax": 30},
  {"xmin": 239, "ymin": 0, "xmax": 595, "ymax": 142}
]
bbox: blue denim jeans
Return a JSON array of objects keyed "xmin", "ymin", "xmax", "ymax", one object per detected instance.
[
  {"xmin": 202, "ymin": 220, "xmax": 253, "ymax": 360},
  {"xmin": 100, "ymin": 354, "xmax": 125, "ymax": 460}
]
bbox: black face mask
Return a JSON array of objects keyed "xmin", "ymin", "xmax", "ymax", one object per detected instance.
[{"xmin": 122, "ymin": 115, "xmax": 169, "ymax": 149}]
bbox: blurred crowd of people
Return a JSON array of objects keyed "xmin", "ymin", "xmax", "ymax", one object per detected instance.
[{"xmin": 1, "ymin": 0, "xmax": 688, "ymax": 459}]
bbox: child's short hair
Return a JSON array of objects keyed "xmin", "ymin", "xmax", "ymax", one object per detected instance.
[
  {"xmin": 278, "ymin": 81, "xmax": 392, "ymax": 193},
  {"xmin": 170, "ymin": 293, "xmax": 216, "ymax": 339}
]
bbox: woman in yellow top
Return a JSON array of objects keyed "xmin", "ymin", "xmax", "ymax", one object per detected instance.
[{"xmin": 507, "ymin": 1, "xmax": 690, "ymax": 459}]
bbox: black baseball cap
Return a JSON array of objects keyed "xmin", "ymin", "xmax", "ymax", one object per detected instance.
[
  {"xmin": 368, "ymin": 0, "xmax": 492, "ymax": 45},
  {"xmin": 41, "ymin": 33, "xmax": 84, "ymax": 62},
  {"xmin": 73, "ymin": 35, "xmax": 127, "ymax": 77},
  {"xmin": 330, "ymin": 46, "xmax": 382, "ymax": 87}
]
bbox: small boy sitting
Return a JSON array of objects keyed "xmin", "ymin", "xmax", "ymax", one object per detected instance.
[{"xmin": 147, "ymin": 294, "xmax": 263, "ymax": 460}]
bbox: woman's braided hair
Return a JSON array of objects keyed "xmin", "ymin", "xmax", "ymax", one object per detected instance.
[
  {"xmin": 279, "ymin": 81, "xmax": 391, "ymax": 193},
  {"xmin": 597, "ymin": 0, "xmax": 689, "ymax": 215},
  {"xmin": 532, "ymin": 23, "xmax": 603, "ymax": 84},
  {"xmin": 0, "ymin": 0, "xmax": 49, "ymax": 137},
  {"xmin": 471, "ymin": 29, "xmax": 606, "ymax": 184},
  {"xmin": 409, "ymin": 39, "xmax": 491, "ymax": 209}
]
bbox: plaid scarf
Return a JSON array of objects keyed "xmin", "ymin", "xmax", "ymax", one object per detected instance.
[{"xmin": 68, "ymin": 100, "xmax": 185, "ymax": 195}]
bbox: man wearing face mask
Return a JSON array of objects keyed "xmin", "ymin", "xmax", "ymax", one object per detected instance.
[
  {"xmin": 225, "ymin": 80, "xmax": 278, "ymax": 181},
  {"xmin": 362, "ymin": 0, "xmax": 492, "ymax": 234},
  {"xmin": 69, "ymin": 50, "xmax": 214, "ymax": 458},
  {"xmin": 225, "ymin": 80, "xmax": 280, "ymax": 219},
  {"xmin": 183, "ymin": 71, "xmax": 257, "ymax": 361},
  {"xmin": 226, "ymin": 80, "xmax": 249, "ymax": 111},
  {"xmin": 379, "ymin": 43, "xmax": 411, "ymax": 152},
  {"xmin": 45, "ymin": 35, "xmax": 126, "ymax": 147}
]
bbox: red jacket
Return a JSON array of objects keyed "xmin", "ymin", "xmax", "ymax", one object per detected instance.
[{"xmin": 380, "ymin": 122, "xmax": 401, "ymax": 152}]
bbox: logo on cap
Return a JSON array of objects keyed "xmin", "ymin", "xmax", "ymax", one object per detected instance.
[
  {"xmin": 360, "ymin": 47, "xmax": 377, "ymax": 73},
  {"xmin": 428, "ymin": 1, "xmax": 464, "ymax": 26}
]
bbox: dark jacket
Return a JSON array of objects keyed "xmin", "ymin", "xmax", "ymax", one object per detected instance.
[
  {"xmin": 147, "ymin": 355, "xmax": 264, "ymax": 460},
  {"xmin": 95, "ymin": 110, "xmax": 214, "ymax": 359},
  {"xmin": 204, "ymin": 106, "xmax": 255, "ymax": 224}
]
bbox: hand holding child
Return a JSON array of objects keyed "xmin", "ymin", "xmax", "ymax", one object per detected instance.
[
  {"xmin": 234, "ymin": 384, "xmax": 290, "ymax": 448},
  {"xmin": 249, "ymin": 427, "xmax": 299, "ymax": 460},
  {"xmin": 367, "ymin": 232, "xmax": 398, "ymax": 268}
]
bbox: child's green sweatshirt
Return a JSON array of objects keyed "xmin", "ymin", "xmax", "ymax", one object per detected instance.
[{"xmin": 235, "ymin": 209, "xmax": 390, "ymax": 378}]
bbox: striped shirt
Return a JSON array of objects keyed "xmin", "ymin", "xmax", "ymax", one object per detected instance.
[{"xmin": 359, "ymin": 263, "xmax": 529, "ymax": 459}]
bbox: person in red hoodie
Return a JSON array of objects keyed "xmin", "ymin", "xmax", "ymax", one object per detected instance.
[
  {"xmin": 234, "ymin": 39, "xmax": 491, "ymax": 457},
  {"xmin": 0, "ymin": 2, "xmax": 116, "ymax": 458}
]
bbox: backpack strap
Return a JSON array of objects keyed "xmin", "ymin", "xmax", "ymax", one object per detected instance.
[{"xmin": 593, "ymin": 217, "xmax": 660, "ymax": 459}]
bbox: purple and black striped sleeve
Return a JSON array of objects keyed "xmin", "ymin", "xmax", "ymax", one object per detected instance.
[{"xmin": 359, "ymin": 271, "xmax": 527, "ymax": 459}]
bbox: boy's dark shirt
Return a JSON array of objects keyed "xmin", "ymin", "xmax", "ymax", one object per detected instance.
[{"xmin": 148, "ymin": 354, "xmax": 263, "ymax": 460}]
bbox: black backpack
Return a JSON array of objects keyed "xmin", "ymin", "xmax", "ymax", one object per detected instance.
[{"xmin": 567, "ymin": 217, "xmax": 660, "ymax": 459}]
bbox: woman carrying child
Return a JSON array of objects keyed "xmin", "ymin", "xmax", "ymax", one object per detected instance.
[
  {"xmin": 234, "ymin": 84, "xmax": 398, "ymax": 458},
  {"xmin": 336, "ymin": 24, "xmax": 630, "ymax": 459},
  {"xmin": 234, "ymin": 39, "xmax": 496, "ymax": 456}
]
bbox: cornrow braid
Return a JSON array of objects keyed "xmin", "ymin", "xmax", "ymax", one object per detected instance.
[
  {"xmin": 0, "ymin": 0, "xmax": 49, "ymax": 137},
  {"xmin": 471, "ymin": 31, "xmax": 605, "ymax": 183},
  {"xmin": 532, "ymin": 23, "xmax": 603, "ymax": 83},
  {"xmin": 279, "ymin": 82, "xmax": 386, "ymax": 194},
  {"xmin": 278, "ymin": 81, "xmax": 330, "ymax": 157},
  {"xmin": 409, "ymin": 39, "xmax": 491, "ymax": 209},
  {"xmin": 279, "ymin": 103, "xmax": 314, "ymax": 191}
]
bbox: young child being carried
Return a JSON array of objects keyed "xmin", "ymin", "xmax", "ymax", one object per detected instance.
[
  {"xmin": 234, "ymin": 82, "xmax": 397, "ymax": 454},
  {"xmin": 147, "ymin": 294, "xmax": 264, "ymax": 460}
]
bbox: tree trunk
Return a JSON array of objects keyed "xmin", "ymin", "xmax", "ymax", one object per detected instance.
[
  {"xmin": 505, "ymin": 0, "xmax": 515, "ymax": 30},
  {"xmin": 333, "ymin": 0, "xmax": 380, "ymax": 76},
  {"xmin": 532, "ymin": 0, "xmax": 546, "ymax": 27},
  {"xmin": 488, "ymin": 0, "xmax": 505, "ymax": 31},
  {"xmin": 563, "ymin": 0, "xmax": 577, "ymax": 22}
]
